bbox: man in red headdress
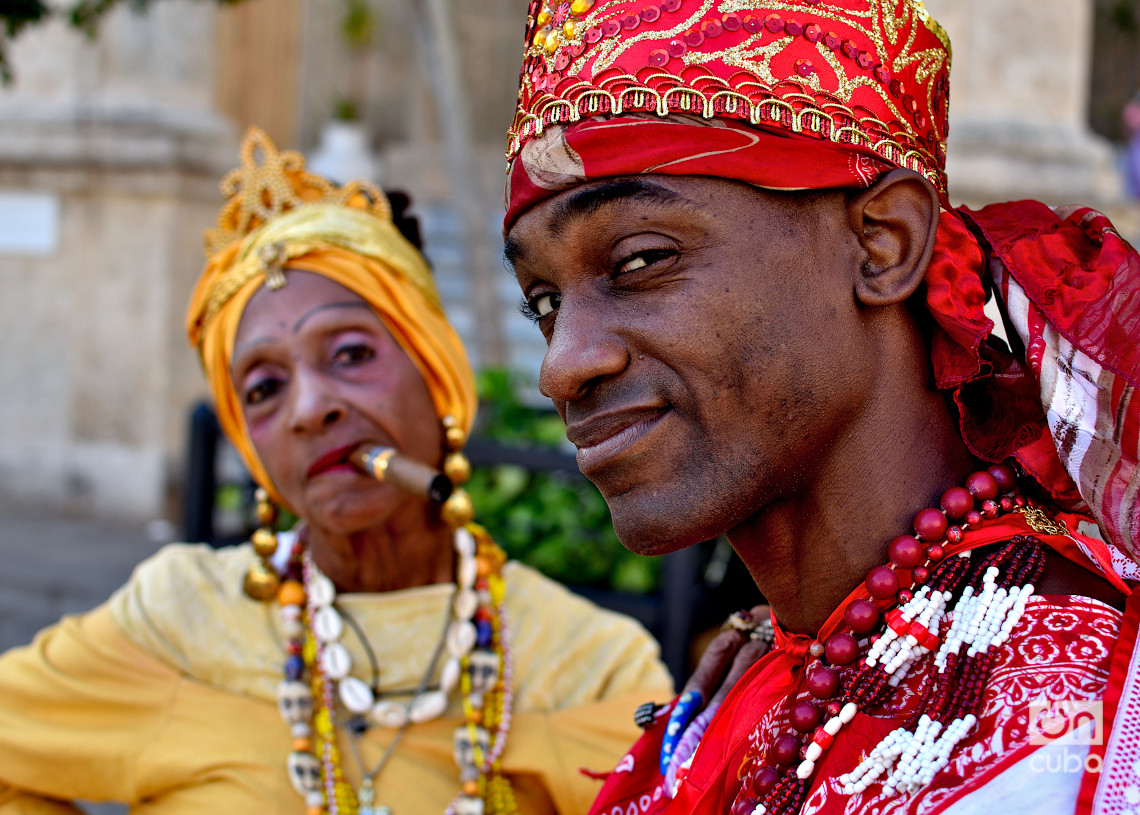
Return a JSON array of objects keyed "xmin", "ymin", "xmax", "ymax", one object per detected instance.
[{"xmin": 501, "ymin": 1, "xmax": 1140, "ymax": 813}]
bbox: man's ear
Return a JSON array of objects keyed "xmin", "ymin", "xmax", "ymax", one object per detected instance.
[{"xmin": 847, "ymin": 168, "xmax": 940, "ymax": 307}]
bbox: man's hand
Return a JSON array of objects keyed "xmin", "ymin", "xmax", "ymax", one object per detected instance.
[
  {"xmin": 683, "ymin": 604, "xmax": 772, "ymax": 711},
  {"xmin": 657, "ymin": 605, "xmax": 772, "ymax": 776}
]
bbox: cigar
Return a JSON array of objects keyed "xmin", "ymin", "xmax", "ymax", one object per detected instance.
[{"xmin": 350, "ymin": 445, "xmax": 453, "ymax": 504}]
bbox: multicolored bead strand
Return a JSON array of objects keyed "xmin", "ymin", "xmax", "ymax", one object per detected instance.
[
  {"xmin": 306, "ymin": 553, "xmax": 359, "ymax": 815},
  {"xmin": 446, "ymin": 529, "xmax": 519, "ymax": 815}
]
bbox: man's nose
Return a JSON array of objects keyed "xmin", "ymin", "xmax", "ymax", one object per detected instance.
[
  {"xmin": 537, "ymin": 304, "xmax": 628, "ymax": 405},
  {"xmin": 289, "ymin": 367, "xmax": 344, "ymax": 433}
]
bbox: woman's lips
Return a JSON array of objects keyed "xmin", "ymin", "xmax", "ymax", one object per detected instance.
[
  {"xmin": 306, "ymin": 444, "xmax": 360, "ymax": 478},
  {"xmin": 570, "ymin": 409, "xmax": 667, "ymax": 473}
]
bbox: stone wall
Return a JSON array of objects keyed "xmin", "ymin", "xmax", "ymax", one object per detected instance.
[
  {"xmin": 925, "ymin": 0, "xmax": 1121, "ymax": 207},
  {"xmin": 0, "ymin": 2, "xmax": 233, "ymax": 519}
]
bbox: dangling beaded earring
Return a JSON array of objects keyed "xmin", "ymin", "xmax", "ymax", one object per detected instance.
[
  {"xmin": 440, "ymin": 416, "xmax": 476, "ymax": 529},
  {"xmin": 244, "ymin": 486, "xmax": 283, "ymax": 601},
  {"xmin": 437, "ymin": 414, "xmax": 520, "ymax": 815}
]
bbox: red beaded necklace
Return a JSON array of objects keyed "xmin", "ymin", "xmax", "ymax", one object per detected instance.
[{"xmin": 718, "ymin": 464, "xmax": 1050, "ymax": 815}]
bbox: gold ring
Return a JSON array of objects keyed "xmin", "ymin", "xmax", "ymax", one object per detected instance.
[
  {"xmin": 722, "ymin": 609, "xmax": 757, "ymax": 634},
  {"xmin": 370, "ymin": 448, "xmax": 396, "ymax": 481}
]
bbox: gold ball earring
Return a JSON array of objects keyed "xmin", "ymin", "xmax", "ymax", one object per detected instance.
[
  {"xmin": 243, "ymin": 487, "xmax": 282, "ymax": 601},
  {"xmin": 440, "ymin": 416, "xmax": 475, "ymax": 530}
]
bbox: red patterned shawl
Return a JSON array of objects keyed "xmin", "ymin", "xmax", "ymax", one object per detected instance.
[{"xmin": 587, "ymin": 516, "xmax": 1138, "ymax": 815}]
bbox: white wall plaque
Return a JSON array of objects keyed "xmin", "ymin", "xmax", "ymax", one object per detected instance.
[{"xmin": 0, "ymin": 191, "xmax": 60, "ymax": 256}]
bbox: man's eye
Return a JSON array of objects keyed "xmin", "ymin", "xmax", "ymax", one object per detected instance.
[
  {"xmin": 521, "ymin": 292, "xmax": 560, "ymax": 322},
  {"xmin": 617, "ymin": 248, "xmax": 674, "ymax": 275},
  {"xmin": 534, "ymin": 293, "xmax": 560, "ymax": 317}
]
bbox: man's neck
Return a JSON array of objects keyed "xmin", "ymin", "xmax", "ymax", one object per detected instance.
[{"xmin": 728, "ymin": 322, "xmax": 980, "ymax": 636}]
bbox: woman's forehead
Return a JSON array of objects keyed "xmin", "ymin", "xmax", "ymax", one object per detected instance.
[
  {"xmin": 243, "ymin": 271, "xmax": 369, "ymax": 324},
  {"xmin": 234, "ymin": 271, "xmax": 376, "ymax": 352}
]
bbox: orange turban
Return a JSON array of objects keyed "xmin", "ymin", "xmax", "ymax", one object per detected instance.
[{"xmin": 186, "ymin": 129, "xmax": 476, "ymax": 504}]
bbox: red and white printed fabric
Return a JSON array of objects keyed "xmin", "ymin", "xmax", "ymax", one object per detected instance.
[
  {"xmin": 1078, "ymin": 591, "xmax": 1140, "ymax": 815},
  {"xmin": 586, "ymin": 517, "xmax": 1126, "ymax": 815}
]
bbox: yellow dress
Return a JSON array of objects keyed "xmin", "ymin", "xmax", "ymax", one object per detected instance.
[{"xmin": 0, "ymin": 543, "xmax": 673, "ymax": 814}]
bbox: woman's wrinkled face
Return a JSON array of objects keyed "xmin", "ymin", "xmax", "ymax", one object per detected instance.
[{"xmin": 231, "ymin": 270, "xmax": 442, "ymax": 534}]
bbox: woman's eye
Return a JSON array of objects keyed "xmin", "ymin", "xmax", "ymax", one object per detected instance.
[
  {"xmin": 332, "ymin": 343, "xmax": 375, "ymax": 366},
  {"xmin": 245, "ymin": 377, "xmax": 283, "ymax": 405}
]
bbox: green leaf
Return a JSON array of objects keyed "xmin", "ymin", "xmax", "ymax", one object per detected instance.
[{"xmin": 340, "ymin": 0, "xmax": 376, "ymax": 50}]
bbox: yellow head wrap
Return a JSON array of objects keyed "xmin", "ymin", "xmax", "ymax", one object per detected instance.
[{"xmin": 185, "ymin": 128, "xmax": 476, "ymax": 504}]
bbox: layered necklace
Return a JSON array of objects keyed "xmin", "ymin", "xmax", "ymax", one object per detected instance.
[
  {"xmin": 272, "ymin": 521, "xmax": 518, "ymax": 815},
  {"xmin": 666, "ymin": 464, "xmax": 1064, "ymax": 815}
]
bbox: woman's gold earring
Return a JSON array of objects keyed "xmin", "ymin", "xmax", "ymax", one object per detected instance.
[
  {"xmin": 443, "ymin": 451, "xmax": 472, "ymax": 487},
  {"xmin": 243, "ymin": 487, "xmax": 282, "ymax": 601},
  {"xmin": 440, "ymin": 416, "xmax": 475, "ymax": 529}
]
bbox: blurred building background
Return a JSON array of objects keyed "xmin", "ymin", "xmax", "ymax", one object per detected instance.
[{"xmin": 0, "ymin": 0, "xmax": 1137, "ymax": 525}]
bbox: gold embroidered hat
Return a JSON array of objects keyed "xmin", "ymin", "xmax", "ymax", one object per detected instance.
[{"xmin": 505, "ymin": 0, "xmax": 951, "ymax": 220}]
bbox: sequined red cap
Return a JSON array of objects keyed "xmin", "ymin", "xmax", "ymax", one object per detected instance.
[{"xmin": 507, "ymin": 0, "xmax": 952, "ymax": 195}]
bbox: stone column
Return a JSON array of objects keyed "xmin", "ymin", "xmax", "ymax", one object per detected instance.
[{"xmin": 924, "ymin": 0, "xmax": 1121, "ymax": 207}]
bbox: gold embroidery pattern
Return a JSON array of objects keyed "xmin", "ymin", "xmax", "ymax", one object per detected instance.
[
  {"xmin": 1015, "ymin": 505, "xmax": 1070, "ymax": 538},
  {"xmin": 510, "ymin": 0, "xmax": 951, "ymax": 193},
  {"xmin": 508, "ymin": 69, "xmax": 945, "ymax": 191}
]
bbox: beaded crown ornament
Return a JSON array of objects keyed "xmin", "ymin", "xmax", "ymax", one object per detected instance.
[
  {"xmin": 509, "ymin": 0, "xmax": 952, "ymax": 196},
  {"xmin": 204, "ymin": 127, "xmax": 389, "ymax": 258}
]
